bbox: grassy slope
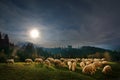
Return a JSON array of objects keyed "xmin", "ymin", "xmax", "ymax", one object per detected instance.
[{"xmin": 0, "ymin": 62, "xmax": 119, "ymax": 80}]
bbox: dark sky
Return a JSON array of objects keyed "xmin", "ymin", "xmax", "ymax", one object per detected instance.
[{"xmin": 0, "ymin": 0, "xmax": 120, "ymax": 49}]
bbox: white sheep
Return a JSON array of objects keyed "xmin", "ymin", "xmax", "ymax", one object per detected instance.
[
  {"xmin": 102, "ymin": 65, "xmax": 112, "ymax": 74},
  {"xmin": 34, "ymin": 58, "xmax": 43, "ymax": 63},
  {"xmin": 54, "ymin": 59, "xmax": 62, "ymax": 66},
  {"xmin": 81, "ymin": 58, "xmax": 85, "ymax": 62},
  {"xmin": 46, "ymin": 57, "xmax": 54, "ymax": 63},
  {"xmin": 87, "ymin": 58, "xmax": 93, "ymax": 61},
  {"xmin": 67, "ymin": 61, "xmax": 72, "ymax": 70},
  {"xmin": 60, "ymin": 58, "xmax": 65, "ymax": 62},
  {"xmin": 80, "ymin": 62, "xmax": 85, "ymax": 69},
  {"xmin": 44, "ymin": 60, "xmax": 51, "ymax": 67},
  {"xmin": 93, "ymin": 61, "xmax": 102, "ymax": 69},
  {"xmin": 101, "ymin": 58, "xmax": 106, "ymax": 61},
  {"xmin": 60, "ymin": 62, "xmax": 67, "ymax": 67},
  {"xmin": 67, "ymin": 60, "xmax": 77, "ymax": 71},
  {"xmin": 71, "ymin": 61, "xmax": 76, "ymax": 71},
  {"xmin": 63, "ymin": 59, "xmax": 68, "ymax": 65},
  {"xmin": 25, "ymin": 58, "xmax": 33, "ymax": 64},
  {"xmin": 82, "ymin": 63, "xmax": 96, "ymax": 75},
  {"xmin": 102, "ymin": 61, "xmax": 108, "ymax": 65},
  {"xmin": 85, "ymin": 61, "xmax": 91, "ymax": 65},
  {"xmin": 76, "ymin": 58, "xmax": 81, "ymax": 63},
  {"xmin": 94, "ymin": 58, "xmax": 100, "ymax": 62},
  {"xmin": 6, "ymin": 59, "xmax": 14, "ymax": 64}
]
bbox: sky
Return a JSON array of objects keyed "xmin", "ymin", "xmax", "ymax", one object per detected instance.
[{"xmin": 0, "ymin": 0, "xmax": 120, "ymax": 49}]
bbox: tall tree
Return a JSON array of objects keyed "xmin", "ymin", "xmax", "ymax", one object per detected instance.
[
  {"xmin": 4, "ymin": 34, "xmax": 10, "ymax": 55},
  {"xmin": 103, "ymin": 51, "xmax": 111, "ymax": 61}
]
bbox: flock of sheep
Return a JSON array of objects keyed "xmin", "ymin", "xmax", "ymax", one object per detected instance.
[{"xmin": 6, "ymin": 57, "xmax": 112, "ymax": 75}]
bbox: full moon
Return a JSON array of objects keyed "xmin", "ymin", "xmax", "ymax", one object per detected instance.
[{"xmin": 30, "ymin": 29, "xmax": 39, "ymax": 39}]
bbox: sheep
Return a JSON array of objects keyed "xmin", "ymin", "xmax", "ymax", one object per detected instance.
[
  {"xmin": 44, "ymin": 60, "xmax": 51, "ymax": 67},
  {"xmin": 54, "ymin": 59, "xmax": 62, "ymax": 66},
  {"xmin": 87, "ymin": 59, "xmax": 93, "ymax": 63},
  {"xmin": 102, "ymin": 65, "xmax": 112, "ymax": 74},
  {"xmin": 85, "ymin": 61, "xmax": 91, "ymax": 65},
  {"xmin": 81, "ymin": 58, "xmax": 85, "ymax": 62},
  {"xmin": 67, "ymin": 60, "xmax": 77, "ymax": 71},
  {"xmin": 25, "ymin": 58, "xmax": 33, "ymax": 64},
  {"xmin": 82, "ymin": 63, "xmax": 96, "ymax": 75},
  {"xmin": 102, "ymin": 61, "xmax": 108, "ymax": 65},
  {"xmin": 63, "ymin": 59, "xmax": 68, "ymax": 65},
  {"xmin": 101, "ymin": 58, "xmax": 106, "ymax": 61},
  {"xmin": 67, "ymin": 61, "xmax": 72, "ymax": 70},
  {"xmin": 46, "ymin": 57, "xmax": 54, "ymax": 63},
  {"xmin": 94, "ymin": 58, "xmax": 100, "ymax": 62},
  {"xmin": 6, "ymin": 59, "xmax": 14, "ymax": 64},
  {"xmin": 60, "ymin": 62, "xmax": 67, "ymax": 67},
  {"xmin": 34, "ymin": 58, "xmax": 43, "ymax": 64},
  {"xmin": 80, "ymin": 62, "xmax": 85, "ymax": 69},
  {"xmin": 76, "ymin": 58, "xmax": 81, "ymax": 63},
  {"xmin": 60, "ymin": 58, "xmax": 65, "ymax": 62},
  {"xmin": 93, "ymin": 61, "xmax": 102, "ymax": 69},
  {"xmin": 71, "ymin": 61, "xmax": 76, "ymax": 71}
]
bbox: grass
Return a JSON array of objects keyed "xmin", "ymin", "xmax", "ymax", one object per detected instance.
[{"xmin": 0, "ymin": 62, "xmax": 120, "ymax": 80}]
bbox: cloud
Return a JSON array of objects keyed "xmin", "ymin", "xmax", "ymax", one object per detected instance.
[{"xmin": 0, "ymin": 0, "xmax": 120, "ymax": 48}]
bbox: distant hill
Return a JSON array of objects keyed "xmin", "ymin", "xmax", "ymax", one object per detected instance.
[
  {"xmin": 43, "ymin": 46, "xmax": 111, "ymax": 54},
  {"xmin": 42, "ymin": 46, "xmax": 113, "ymax": 58},
  {"xmin": 80, "ymin": 46, "xmax": 111, "ymax": 53}
]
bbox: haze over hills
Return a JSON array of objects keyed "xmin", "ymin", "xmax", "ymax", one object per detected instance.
[{"xmin": 43, "ymin": 46, "xmax": 109, "ymax": 54}]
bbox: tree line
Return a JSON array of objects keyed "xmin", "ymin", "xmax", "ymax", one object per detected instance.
[{"xmin": 0, "ymin": 32, "xmax": 120, "ymax": 62}]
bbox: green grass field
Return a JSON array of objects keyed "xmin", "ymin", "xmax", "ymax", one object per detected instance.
[{"xmin": 0, "ymin": 62, "xmax": 120, "ymax": 80}]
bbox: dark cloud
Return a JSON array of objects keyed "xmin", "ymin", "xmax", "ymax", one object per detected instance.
[{"xmin": 0, "ymin": 0, "xmax": 120, "ymax": 49}]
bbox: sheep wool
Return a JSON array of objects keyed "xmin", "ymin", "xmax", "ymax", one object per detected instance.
[
  {"xmin": 34, "ymin": 58, "xmax": 43, "ymax": 63},
  {"xmin": 82, "ymin": 63, "xmax": 96, "ymax": 75},
  {"xmin": 25, "ymin": 59, "xmax": 33, "ymax": 64},
  {"xmin": 44, "ymin": 60, "xmax": 51, "ymax": 67},
  {"xmin": 102, "ymin": 65, "xmax": 112, "ymax": 74},
  {"xmin": 72, "ymin": 62, "xmax": 76, "ymax": 71},
  {"xmin": 67, "ymin": 61, "xmax": 72, "ymax": 70},
  {"xmin": 7, "ymin": 59, "xmax": 14, "ymax": 64},
  {"xmin": 80, "ymin": 62, "xmax": 85, "ymax": 69}
]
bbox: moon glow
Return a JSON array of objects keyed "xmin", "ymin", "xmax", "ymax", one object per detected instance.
[{"xmin": 30, "ymin": 29, "xmax": 39, "ymax": 39}]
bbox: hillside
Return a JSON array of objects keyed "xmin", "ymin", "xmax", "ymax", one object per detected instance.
[{"xmin": 0, "ymin": 62, "xmax": 120, "ymax": 80}]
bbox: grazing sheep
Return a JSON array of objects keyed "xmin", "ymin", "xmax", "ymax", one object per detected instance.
[
  {"xmin": 80, "ymin": 62, "xmax": 85, "ymax": 69},
  {"xmin": 94, "ymin": 58, "xmax": 100, "ymax": 62},
  {"xmin": 60, "ymin": 62, "xmax": 67, "ymax": 67},
  {"xmin": 81, "ymin": 58, "xmax": 85, "ymax": 62},
  {"xmin": 54, "ymin": 59, "xmax": 62, "ymax": 66},
  {"xmin": 85, "ymin": 61, "xmax": 91, "ymax": 65},
  {"xmin": 34, "ymin": 58, "xmax": 43, "ymax": 63},
  {"xmin": 101, "ymin": 58, "xmax": 106, "ymax": 61},
  {"xmin": 25, "ymin": 58, "xmax": 33, "ymax": 64},
  {"xmin": 47, "ymin": 57, "xmax": 54, "ymax": 63},
  {"xmin": 67, "ymin": 61, "xmax": 72, "ymax": 70},
  {"xmin": 71, "ymin": 61, "xmax": 76, "ymax": 71},
  {"xmin": 102, "ymin": 65, "xmax": 112, "ymax": 74},
  {"xmin": 44, "ymin": 60, "xmax": 51, "ymax": 67},
  {"xmin": 88, "ymin": 59, "xmax": 93, "ymax": 63},
  {"xmin": 76, "ymin": 58, "xmax": 80, "ymax": 61},
  {"xmin": 82, "ymin": 63, "xmax": 96, "ymax": 75},
  {"xmin": 67, "ymin": 60, "xmax": 77, "ymax": 71},
  {"xmin": 60, "ymin": 58, "xmax": 65, "ymax": 62},
  {"xmin": 63, "ymin": 59, "xmax": 68, "ymax": 65},
  {"xmin": 6, "ymin": 59, "xmax": 14, "ymax": 64},
  {"xmin": 102, "ymin": 61, "xmax": 108, "ymax": 65},
  {"xmin": 93, "ymin": 61, "xmax": 102, "ymax": 69},
  {"xmin": 76, "ymin": 58, "xmax": 81, "ymax": 63}
]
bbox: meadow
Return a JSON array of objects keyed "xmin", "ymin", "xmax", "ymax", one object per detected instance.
[{"xmin": 0, "ymin": 62, "xmax": 120, "ymax": 80}]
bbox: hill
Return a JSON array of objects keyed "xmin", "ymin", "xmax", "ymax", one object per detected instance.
[{"xmin": 0, "ymin": 62, "xmax": 120, "ymax": 80}]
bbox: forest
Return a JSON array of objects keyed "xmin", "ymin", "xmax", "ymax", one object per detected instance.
[{"xmin": 0, "ymin": 32, "xmax": 120, "ymax": 62}]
